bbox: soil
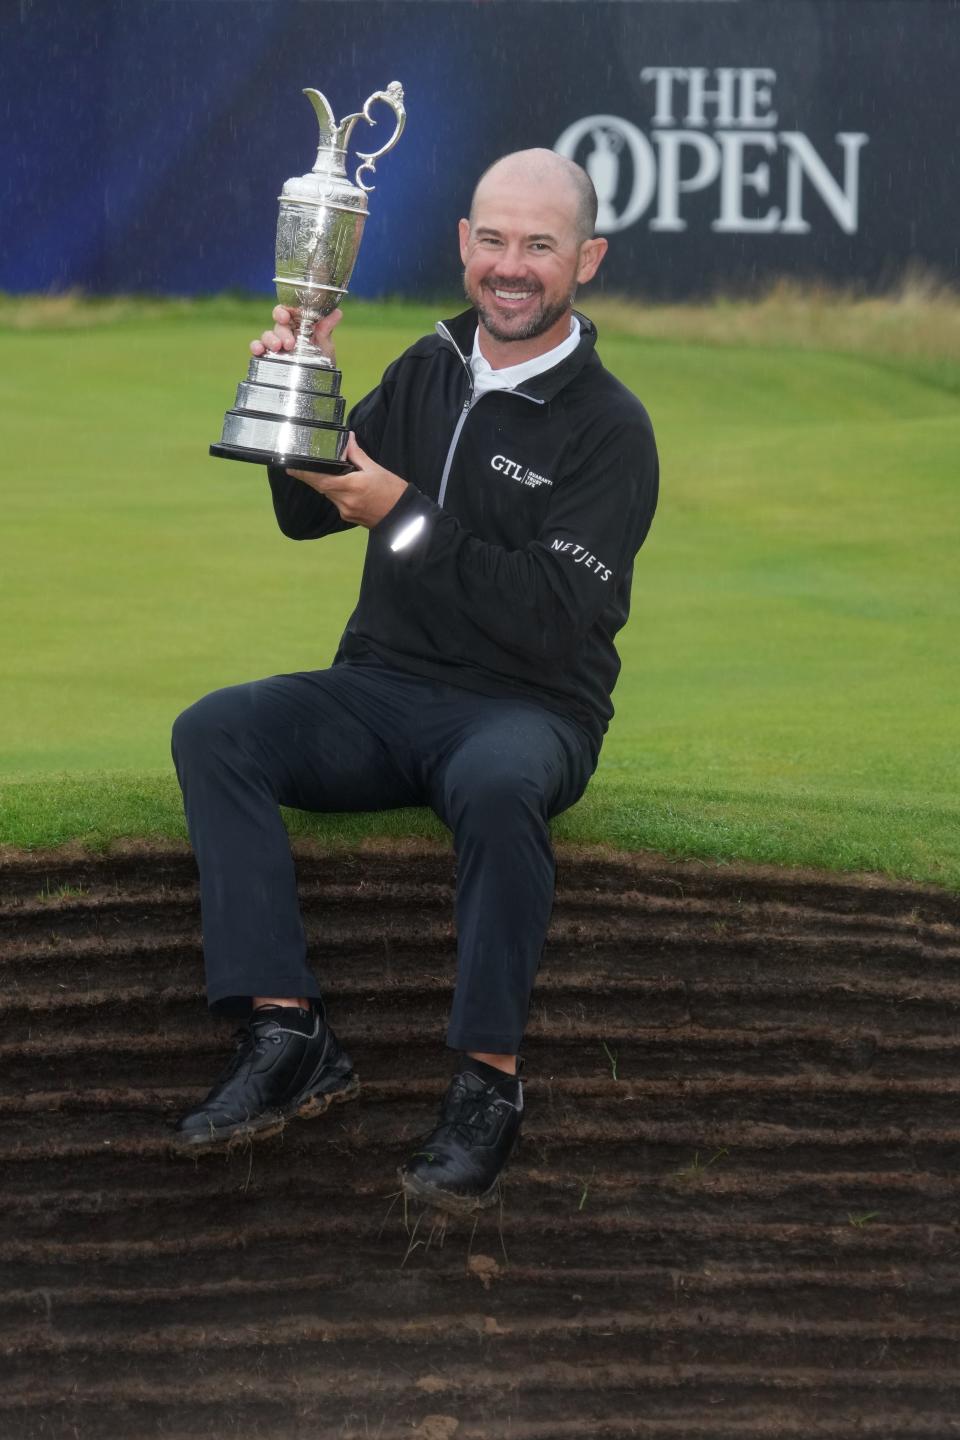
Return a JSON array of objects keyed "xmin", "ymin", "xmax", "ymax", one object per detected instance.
[{"xmin": 1, "ymin": 841, "xmax": 959, "ymax": 1440}]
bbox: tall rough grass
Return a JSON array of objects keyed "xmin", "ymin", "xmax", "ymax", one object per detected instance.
[
  {"xmin": 3, "ymin": 270, "xmax": 958, "ymax": 376},
  {"xmin": 588, "ymin": 268, "xmax": 960, "ymax": 375}
]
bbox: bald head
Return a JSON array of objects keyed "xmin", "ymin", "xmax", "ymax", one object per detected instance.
[
  {"xmin": 470, "ymin": 148, "xmax": 598, "ymax": 245},
  {"xmin": 460, "ymin": 147, "xmax": 608, "ymax": 357}
]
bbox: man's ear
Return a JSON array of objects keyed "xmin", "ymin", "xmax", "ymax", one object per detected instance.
[
  {"xmin": 458, "ymin": 218, "xmax": 470, "ymax": 265},
  {"xmin": 576, "ymin": 236, "xmax": 608, "ymax": 285}
]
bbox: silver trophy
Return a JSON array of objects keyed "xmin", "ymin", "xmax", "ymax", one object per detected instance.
[{"xmin": 210, "ymin": 82, "xmax": 406, "ymax": 474}]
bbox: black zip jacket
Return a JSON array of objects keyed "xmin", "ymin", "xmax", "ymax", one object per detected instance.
[{"xmin": 268, "ymin": 308, "xmax": 659, "ymax": 753}]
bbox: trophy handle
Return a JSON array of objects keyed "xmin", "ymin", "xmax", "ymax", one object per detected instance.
[{"xmin": 353, "ymin": 81, "xmax": 406, "ymax": 192}]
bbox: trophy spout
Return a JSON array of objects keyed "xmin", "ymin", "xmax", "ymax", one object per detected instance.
[
  {"xmin": 303, "ymin": 88, "xmax": 337, "ymax": 150},
  {"xmin": 302, "ymin": 84, "xmax": 405, "ymax": 187}
]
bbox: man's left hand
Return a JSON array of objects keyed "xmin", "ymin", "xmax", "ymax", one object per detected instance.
[{"xmin": 286, "ymin": 434, "xmax": 408, "ymax": 528}]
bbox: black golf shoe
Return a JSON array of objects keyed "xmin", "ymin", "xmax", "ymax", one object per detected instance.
[
  {"xmin": 173, "ymin": 1001, "xmax": 358, "ymax": 1147},
  {"xmin": 399, "ymin": 1063, "xmax": 523, "ymax": 1215}
]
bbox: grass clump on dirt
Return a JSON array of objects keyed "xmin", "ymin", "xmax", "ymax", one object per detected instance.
[{"xmin": 1, "ymin": 286, "xmax": 957, "ymax": 890}]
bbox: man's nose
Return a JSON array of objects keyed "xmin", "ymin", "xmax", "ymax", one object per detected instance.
[{"xmin": 494, "ymin": 244, "xmax": 530, "ymax": 276}]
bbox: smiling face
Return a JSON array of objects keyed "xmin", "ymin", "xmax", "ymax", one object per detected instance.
[{"xmin": 459, "ymin": 152, "xmax": 607, "ymax": 364}]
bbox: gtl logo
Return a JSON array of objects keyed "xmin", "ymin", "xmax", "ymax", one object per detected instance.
[
  {"xmin": 555, "ymin": 66, "xmax": 868, "ymax": 235},
  {"xmin": 492, "ymin": 454, "xmax": 525, "ymax": 483},
  {"xmin": 491, "ymin": 454, "xmax": 554, "ymax": 489}
]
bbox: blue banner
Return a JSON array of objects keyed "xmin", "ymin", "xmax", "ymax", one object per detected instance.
[{"xmin": 4, "ymin": 0, "xmax": 957, "ymax": 299}]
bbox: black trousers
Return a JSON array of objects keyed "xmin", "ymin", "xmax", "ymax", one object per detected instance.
[{"xmin": 171, "ymin": 658, "xmax": 596, "ymax": 1054}]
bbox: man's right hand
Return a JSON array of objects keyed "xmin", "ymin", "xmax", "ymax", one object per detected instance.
[{"xmin": 250, "ymin": 305, "xmax": 343, "ymax": 366}]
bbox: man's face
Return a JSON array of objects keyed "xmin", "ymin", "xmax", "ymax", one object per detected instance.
[{"xmin": 459, "ymin": 174, "xmax": 605, "ymax": 345}]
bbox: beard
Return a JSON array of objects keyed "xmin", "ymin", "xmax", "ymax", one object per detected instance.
[{"xmin": 464, "ymin": 273, "xmax": 576, "ymax": 344}]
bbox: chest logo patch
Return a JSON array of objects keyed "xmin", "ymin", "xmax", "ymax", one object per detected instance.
[{"xmin": 491, "ymin": 453, "xmax": 554, "ymax": 490}]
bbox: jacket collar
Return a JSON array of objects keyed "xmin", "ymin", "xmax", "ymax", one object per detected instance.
[{"xmin": 436, "ymin": 307, "xmax": 598, "ymax": 402}]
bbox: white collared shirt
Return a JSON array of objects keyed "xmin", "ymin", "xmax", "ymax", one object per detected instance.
[{"xmin": 470, "ymin": 315, "xmax": 581, "ymax": 399}]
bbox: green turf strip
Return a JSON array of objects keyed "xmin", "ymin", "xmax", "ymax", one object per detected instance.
[
  {"xmin": 2, "ymin": 299, "xmax": 957, "ymax": 889},
  {"xmin": 2, "ymin": 772, "xmax": 957, "ymax": 894}
]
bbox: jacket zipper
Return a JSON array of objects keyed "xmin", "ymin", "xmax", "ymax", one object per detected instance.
[
  {"xmin": 435, "ymin": 321, "xmax": 475, "ymax": 508},
  {"xmin": 434, "ymin": 320, "xmax": 547, "ymax": 510},
  {"xmin": 438, "ymin": 394, "xmax": 474, "ymax": 508}
]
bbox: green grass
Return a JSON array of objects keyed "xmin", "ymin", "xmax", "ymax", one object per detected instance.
[{"xmin": 1, "ymin": 295, "xmax": 957, "ymax": 888}]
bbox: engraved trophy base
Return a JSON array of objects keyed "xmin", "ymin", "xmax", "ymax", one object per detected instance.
[{"xmin": 210, "ymin": 352, "xmax": 355, "ymax": 475}]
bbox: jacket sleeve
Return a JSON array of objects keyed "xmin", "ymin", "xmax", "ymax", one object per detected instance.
[
  {"xmin": 266, "ymin": 360, "xmax": 398, "ymax": 540},
  {"xmin": 362, "ymin": 410, "xmax": 658, "ymax": 666},
  {"xmin": 267, "ymin": 467, "xmax": 353, "ymax": 540}
]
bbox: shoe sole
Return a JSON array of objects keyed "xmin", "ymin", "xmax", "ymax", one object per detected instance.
[
  {"xmin": 397, "ymin": 1166, "xmax": 501, "ymax": 1216},
  {"xmin": 173, "ymin": 1072, "xmax": 360, "ymax": 1150}
]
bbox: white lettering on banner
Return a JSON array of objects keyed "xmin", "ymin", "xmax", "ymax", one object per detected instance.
[
  {"xmin": 713, "ymin": 131, "xmax": 781, "ymax": 233},
  {"xmin": 780, "ymin": 132, "xmax": 868, "ymax": 234},
  {"xmin": 550, "ymin": 538, "xmax": 612, "ymax": 583},
  {"xmin": 554, "ymin": 66, "xmax": 868, "ymax": 236},
  {"xmin": 650, "ymin": 130, "xmax": 721, "ymax": 232}
]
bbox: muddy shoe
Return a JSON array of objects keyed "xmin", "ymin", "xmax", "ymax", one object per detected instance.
[
  {"xmin": 399, "ymin": 1064, "xmax": 523, "ymax": 1215},
  {"xmin": 174, "ymin": 1001, "xmax": 358, "ymax": 1147}
]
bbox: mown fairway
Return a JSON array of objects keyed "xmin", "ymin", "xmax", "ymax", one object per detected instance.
[{"xmin": 1, "ymin": 297, "xmax": 957, "ymax": 886}]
